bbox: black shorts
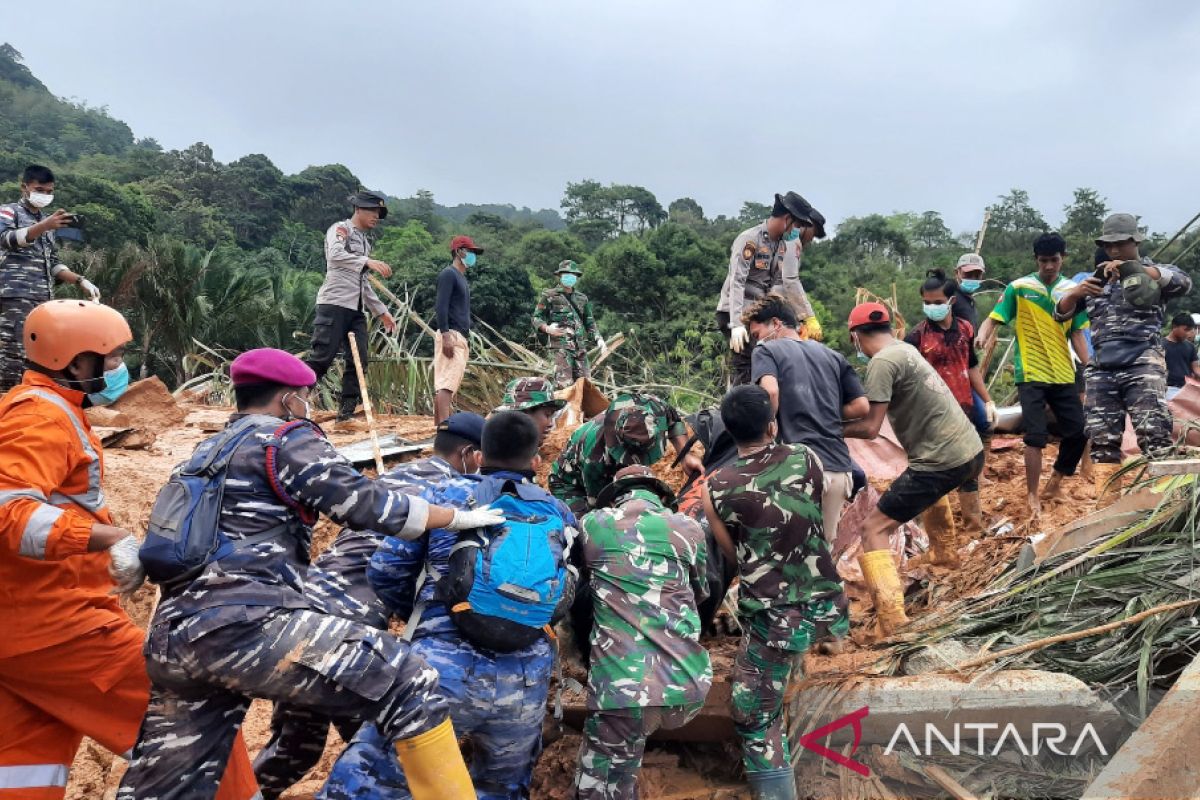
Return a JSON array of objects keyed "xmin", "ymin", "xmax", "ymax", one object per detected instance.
[{"xmin": 877, "ymin": 451, "xmax": 985, "ymax": 524}]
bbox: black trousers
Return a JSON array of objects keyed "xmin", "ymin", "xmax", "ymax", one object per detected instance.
[
  {"xmin": 1017, "ymin": 381, "xmax": 1088, "ymax": 476},
  {"xmin": 715, "ymin": 310, "xmax": 754, "ymax": 386},
  {"xmin": 305, "ymin": 304, "xmax": 369, "ymax": 413}
]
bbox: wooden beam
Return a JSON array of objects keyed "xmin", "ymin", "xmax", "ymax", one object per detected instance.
[{"xmin": 1145, "ymin": 459, "xmax": 1200, "ymax": 477}]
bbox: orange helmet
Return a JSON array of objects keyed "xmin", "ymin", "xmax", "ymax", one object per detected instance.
[{"xmin": 24, "ymin": 300, "xmax": 133, "ymax": 370}]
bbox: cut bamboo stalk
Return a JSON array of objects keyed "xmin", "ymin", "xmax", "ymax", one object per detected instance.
[{"xmin": 346, "ymin": 331, "xmax": 385, "ymax": 473}]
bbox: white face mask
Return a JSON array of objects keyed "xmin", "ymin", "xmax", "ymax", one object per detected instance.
[
  {"xmin": 282, "ymin": 392, "xmax": 311, "ymax": 421},
  {"xmin": 27, "ymin": 192, "xmax": 54, "ymax": 209}
]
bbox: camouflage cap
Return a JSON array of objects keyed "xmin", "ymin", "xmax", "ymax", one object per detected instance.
[
  {"xmin": 556, "ymin": 259, "xmax": 584, "ymax": 276},
  {"xmin": 594, "ymin": 464, "xmax": 676, "ymax": 509},
  {"xmin": 603, "ymin": 393, "xmax": 671, "ymax": 455},
  {"xmin": 1096, "ymin": 213, "xmax": 1145, "ymax": 244},
  {"xmin": 496, "ymin": 376, "xmax": 567, "ymax": 412}
]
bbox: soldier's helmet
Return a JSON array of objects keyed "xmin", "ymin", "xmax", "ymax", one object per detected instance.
[
  {"xmin": 595, "ymin": 464, "xmax": 676, "ymax": 509},
  {"xmin": 24, "ymin": 299, "xmax": 132, "ymax": 369},
  {"xmin": 496, "ymin": 376, "xmax": 567, "ymax": 412},
  {"xmin": 555, "ymin": 260, "xmax": 584, "ymax": 276}
]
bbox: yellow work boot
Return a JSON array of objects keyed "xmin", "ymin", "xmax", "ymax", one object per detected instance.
[
  {"xmin": 858, "ymin": 549, "xmax": 910, "ymax": 637},
  {"xmin": 1093, "ymin": 462, "xmax": 1124, "ymax": 509},
  {"xmin": 394, "ymin": 718, "xmax": 475, "ymax": 800},
  {"xmin": 922, "ymin": 496, "xmax": 961, "ymax": 568},
  {"xmin": 957, "ymin": 489, "xmax": 983, "ymax": 539}
]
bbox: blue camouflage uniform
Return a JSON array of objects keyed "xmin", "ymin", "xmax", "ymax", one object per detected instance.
[
  {"xmin": 253, "ymin": 456, "xmax": 461, "ymax": 800},
  {"xmin": 320, "ymin": 468, "xmax": 577, "ymax": 800},
  {"xmin": 0, "ymin": 201, "xmax": 69, "ymax": 389},
  {"xmin": 117, "ymin": 417, "xmax": 450, "ymax": 800}
]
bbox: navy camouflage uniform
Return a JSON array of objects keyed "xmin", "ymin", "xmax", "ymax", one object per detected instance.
[
  {"xmin": 117, "ymin": 416, "xmax": 449, "ymax": 800},
  {"xmin": 1060, "ymin": 258, "xmax": 1192, "ymax": 463},
  {"xmin": 0, "ymin": 202, "xmax": 69, "ymax": 390},
  {"xmin": 252, "ymin": 456, "xmax": 461, "ymax": 799},
  {"xmin": 320, "ymin": 469, "xmax": 577, "ymax": 800}
]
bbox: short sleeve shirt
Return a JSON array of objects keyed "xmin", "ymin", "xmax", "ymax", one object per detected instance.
[{"xmin": 989, "ymin": 273, "xmax": 1087, "ymax": 384}]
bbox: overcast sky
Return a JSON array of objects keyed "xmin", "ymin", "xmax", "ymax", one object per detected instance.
[{"xmin": 10, "ymin": 1, "xmax": 1200, "ymax": 235}]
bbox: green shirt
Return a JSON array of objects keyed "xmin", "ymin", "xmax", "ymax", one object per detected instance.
[
  {"xmin": 988, "ymin": 273, "xmax": 1087, "ymax": 384},
  {"xmin": 863, "ymin": 341, "xmax": 982, "ymax": 471}
]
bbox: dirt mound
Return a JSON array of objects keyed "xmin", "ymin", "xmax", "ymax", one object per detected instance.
[{"xmin": 110, "ymin": 376, "xmax": 187, "ymax": 429}]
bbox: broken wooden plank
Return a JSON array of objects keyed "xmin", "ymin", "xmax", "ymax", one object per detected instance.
[
  {"xmin": 1145, "ymin": 458, "xmax": 1200, "ymax": 477},
  {"xmin": 921, "ymin": 764, "xmax": 979, "ymax": 800}
]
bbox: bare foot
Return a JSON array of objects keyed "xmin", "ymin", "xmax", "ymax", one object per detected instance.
[
  {"xmin": 1026, "ymin": 493, "xmax": 1042, "ymax": 521},
  {"xmin": 1041, "ymin": 472, "xmax": 1064, "ymax": 501}
]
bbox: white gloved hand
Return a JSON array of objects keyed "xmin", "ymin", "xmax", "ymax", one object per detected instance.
[
  {"xmin": 597, "ymin": 336, "xmax": 609, "ymax": 358},
  {"xmin": 78, "ymin": 278, "xmax": 101, "ymax": 302},
  {"xmin": 445, "ymin": 504, "xmax": 506, "ymax": 531},
  {"xmin": 546, "ymin": 323, "xmax": 573, "ymax": 338},
  {"xmin": 729, "ymin": 325, "xmax": 750, "ymax": 353},
  {"xmin": 108, "ymin": 534, "xmax": 146, "ymax": 596},
  {"xmin": 985, "ymin": 401, "xmax": 997, "ymax": 427}
]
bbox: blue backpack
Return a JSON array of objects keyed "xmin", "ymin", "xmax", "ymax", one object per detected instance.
[
  {"xmin": 434, "ymin": 477, "xmax": 569, "ymax": 652},
  {"xmin": 140, "ymin": 415, "xmax": 307, "ymax": 588}
]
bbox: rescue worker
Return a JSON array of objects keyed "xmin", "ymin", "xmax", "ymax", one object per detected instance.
[
  {"xmin": 253, "ymin": 412, "xmax": 486, "ymax": 799},
  {"xmin": 0, "ymin": 165, "xmax": 101, "ymax": 391},
  {"xmin": 1055, "ymin": 213, "xmax": 1192, "ymax": 503},
  {"xmin": 304, "ymin": 191, "xmax": 398, "ymax": 425},
  {"xmin": 575, "ymin": 466, "xmax": 712, "ymax": 800},
  {"xmin": 0, "ymin": 300, "xmax": 258, "ymax": 800},
  {"xmin": 118, "ymin": 348, "xmax": 504, "ymax": 800},
  {"xmin": 951, "ymin": 252, "xmax": 986, "ymax": 329},
  {"xmin": 495, "ymin": 375, "xmax": 567, "ymax": 446},
  {"xmin": 533, "ymin": 260, "xmax": 608, "ymax": 388},
  {"xmin": 433, "ymin": 235, "xmax": 480, "ymax": 424},
  {"xmin": 716, "ymin": 192, "xmax": 825, "ymax": 384}
]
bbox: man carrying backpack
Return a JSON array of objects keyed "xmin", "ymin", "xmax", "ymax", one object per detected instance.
[
  {"xmin": 574, "ymin": 466, "xmax": 712, "ymax": 800},
  {"xmin": 0, "ymin": 301, "xmax": 259, "ymax": 800},
  {"xmin": 118, "ymin": 349, "xmax": 505, "ymax": 800},
  {"xmin": 321, "ymin": 411, "xmax": 577, "ymax": 800},
  {"xmin": 253, "ymin": 412, "xmax": 486, "ymax": 800}
]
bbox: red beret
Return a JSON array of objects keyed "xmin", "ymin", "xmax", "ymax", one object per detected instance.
[{"xmin": 230, "ymin": 348, "xmax": 317, "ymax": 388}]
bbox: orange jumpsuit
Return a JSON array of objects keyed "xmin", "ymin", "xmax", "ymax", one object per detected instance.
[{"xmin": 0, "ymin": 371, "xmax": 259, "ymax": 799}]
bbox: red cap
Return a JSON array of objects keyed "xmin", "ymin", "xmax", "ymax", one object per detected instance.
[
  {"xmin": 230, "ymin": 348, "xmax": 317, "ymax": 388},
  {"xmin": 449, "ymin": 235, "xmax": 484, "ymax": 254},
  {"xmin": 848, "ymin": 302, "xmax": 891, "ymax": 329}
]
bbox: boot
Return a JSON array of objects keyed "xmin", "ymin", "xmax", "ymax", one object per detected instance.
[
  {"xmin": 1093, "ymin": 462, "xmax": 1124, "ymax": 510},
  {"xmin": 922, "ymin": 496, "xmax": 961, "ymax": 568},
  {"xmin": 957, "ymin": 489, "xmax": 983, "ymax": 539},
  {"xmin": 336, "ymin": 398, "xmax": 359, "ymax": 423},
  {"xmin": 858, "ymin": 550, "xmax": 910, "ymax": 637},
  {"xmin": 746, "ymin": 767, "xmax": 798, "ymax": 800},
  {"xmin": 394, "ymin": 718, "xmax": 474, "ymax": 800}
]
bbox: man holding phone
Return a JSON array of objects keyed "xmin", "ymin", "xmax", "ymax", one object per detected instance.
[{"xmin": 0, "ymin": 165, "xmax": 101, "ymax": 390}]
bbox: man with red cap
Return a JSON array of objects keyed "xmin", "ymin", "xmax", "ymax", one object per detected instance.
[
  {"xmin": 842, "ymin": 303, "xmax": 983, "ymax": 637},
  {"xmin": 119, "ymin": 347, "xmax": 505, "ymax": 800},
  {"xmin": 434, "ymin": 235, "xmax": 481, "ymax": 423}
]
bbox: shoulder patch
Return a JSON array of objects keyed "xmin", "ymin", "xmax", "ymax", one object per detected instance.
[
  {"xmin": 335, "ymin": 224, "xmax": 350, "ymax": 240},
  {"xmin": 0, "ymin": 206, "xmax": 14, "ymax": 221},
  {"xmin": 742, "ymin": 242, "xmax": 756, "ymax": 262}
]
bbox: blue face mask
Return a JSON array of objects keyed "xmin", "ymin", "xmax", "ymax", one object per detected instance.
[
  {"xmin": 923, "ymin": 303, "xmax": 951, "ymax": 322},
  {"xmin": 852, "ymin": 334, "xmax": 869, "ymax": 363},
  {"xmin": 462, "ymin": 251, "xmax": 477, "ymax": 268},
  {"xmin": 88, "ymin": 362, "xmax": 130, "ymax": 406},
  {"xmin": 959, "ymin": 279, "xmax": 982, "ymax": 293},
  {"xmin": 784, "ymin": 228, "xmax": 800, "ymax": 241},
  {"xmin": 560, "ymin": 274, "xmax": 578, "ymax": 288}
]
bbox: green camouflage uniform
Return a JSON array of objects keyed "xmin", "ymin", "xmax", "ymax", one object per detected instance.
[
  {"xmin": 707, "ymin": 442, "xmax": 849, "ymax": 774},
  {"xmin": 548, "ymin": 392, "xmax": 686, "ymax": 516},
  {"xmin": 495, "ymin": 375, "xmax": 566, "ymax": 412},
  {"xmin": 575, "ymin": 486, "xmax": 712, "ymax": 800},
  {"xmin": 533, "ymin": 286, "xmax": 602, "ymax": 388}
]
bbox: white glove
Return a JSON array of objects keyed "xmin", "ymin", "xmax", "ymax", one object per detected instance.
[
  {"xmin": 546, "ymin": 323, "xmax": 573, "ymax": 338},
  {"xmin": 984, "ymin": 401, "xmax": 997, "ymax": 427},
  {"xmin": 78, "ymin": 278, "xmax": 101, "ymax": 302},
  {"xmin": 729, "ymin": 325, "xmax": 750, "ymax": 353},
  {"xmin": 445, "ymin": 504, "xmax": 506, "ymax": 531},
  {"xmin": 108, "ymin": 534, "xmax": 146, "ymax": 596},
  {"xmin": 597, "ymin": 336, "xmax": 609, "ymax": 357}
]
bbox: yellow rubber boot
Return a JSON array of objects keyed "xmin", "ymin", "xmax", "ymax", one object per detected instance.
[
  {"xmin": 394, "ymin": 718, "xmax": 475, "ymax": 800},
  {"xmin": 1093, "ymin": 462, "xmax": 1124, "ymax": 510},
  {"xmin": 922, "ymin": 496, "xmax": 961, "ymax": 567},
  {"xmin": 957, "ymin": 489, "xmax": 983, "ymax": 539},
  {"xmin": 858, "ymin": 549, "xmax": 910, "ymax": 637}
]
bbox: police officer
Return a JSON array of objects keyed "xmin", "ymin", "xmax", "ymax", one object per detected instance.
[
  {"xmin": 1055, "ymin": 212, "xmax": 1192, "ymax": 502},
  {"xmin": 305, "ymin": 191, "xmax": 398, "ymax": 425},
  {"xmin": 533, "ymin": 260, "xmax": 607, "ymax": 389},
  {"xmin": 495, "ymin": 375, "xmax": 567, "ymax": 446},
  {"xmin": 716, "ymin": 191, "xmax": 825, "ymax": 385},
  {"xmin": 0, "ymin": 165, "xmax": 101, "ymax": 391},
  {"xmin": 118, "ymin": 349, "xmax": 504, "ymax": 800}
]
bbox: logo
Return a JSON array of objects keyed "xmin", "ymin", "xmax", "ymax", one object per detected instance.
[{"xmin": 797, "ymin": 705, "xmax": 870, "ymax": 776}]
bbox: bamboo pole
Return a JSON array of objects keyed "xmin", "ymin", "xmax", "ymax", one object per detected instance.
[
  {"xmin": 346, "ymin": 331, "xmax": 385, "ymax": 473},
  {"xmin": 1151, "ymin": 209, "xmax": 1200, "ymax": 262},
  {"xmin": 974, "ymin": 210, "xmax": 991, "ymax": 254}
]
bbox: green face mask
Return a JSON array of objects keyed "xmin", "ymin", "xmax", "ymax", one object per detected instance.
[{"xmin": 560, "ymin": 274, "xmax": 578, "ymax": 288}]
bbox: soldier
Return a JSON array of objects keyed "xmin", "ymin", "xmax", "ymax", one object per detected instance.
[
  {"xmin": 495, "ymin": 375, "xmax": 567, "ymax": 445},
  {"xmin": 533, "ymin": 260, "xmax": 608, "ymax": 388},
  {"xmin": 304, "ymin": 191, "xmax": 397, "ymax": 426},
  {"xmin": 252, "ymin": 412, "xmax": 486, "ymax": 800},
  {"xmin": 574, "ymin": 465, "xmax": 712, "ymax": 800},
  {"xmin": 0, "ymin": 165, "xmax": 101, "ymax": 391},
  {"xmin": 716, "ymin": 191, "xmax": 826, "ymax": 384},
  {"xmin": 702, "ymin": 385, "xmax": 848, "ymax": 800},
  {"xmin": 118, "ymin": 349, "xmax": 505, "ymax": 800},
  {"xmin": 549, "ymin": 390, "xmax": 702, "ymax": 517},
  {"xmin": 1055, "ymin": 213, "xmax": 1192, "ymax": 502}
]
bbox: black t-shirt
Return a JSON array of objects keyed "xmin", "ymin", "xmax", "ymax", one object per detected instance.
[
  {"xmin": 435, "ymin": 266, "xmax": 471, "ymax": 335},
  {"xmin": 750, "ymin": 337, "xmax": 865, "ymax": 473},
  {"xmin": 950, "ymin": 287, "xmax": 979, "ymax": 329},
  {"xmin": 1164, "ymin": 339, "xmax": 1197, "ymax": 387}
]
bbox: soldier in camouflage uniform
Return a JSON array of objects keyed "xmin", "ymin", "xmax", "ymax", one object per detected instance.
[
  {"xmin": 320, "ymin": 411, "xmax": 576, "ymax": 800},
  {"xmin": 533, "ymin": 260, "xmax": 608, "ymax": 388},
  {"xmin": 549, "ymin": 390, "xmax": 701, "ymax": 517},
  {"xmin": 702, "ymin": 385, "xmax": 848, "ymax": 800},
  {"xmin": 495, "ymin": 375, "xmax": 566, "ymax": 446},
  {"xmin": 252, "ymin": 412, "xmax": 485, "ymax": 800},
  {"xmin": 574, "ymin": 466, "xmax": 712, "ymax": 800},
  {"xmin": 0, "ymin": 165, "xmax": 100, "ymax": 390},
  {"xmin": 118, "ymin": 350, "xmax": 503, "ymax": 800},
  {"xmin": 1056, "ymin": 213, "xmax": 1192, "ymax": 495}
]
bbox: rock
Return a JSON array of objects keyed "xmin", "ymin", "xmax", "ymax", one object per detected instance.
[
  {"xmin": 110, "ymin": 377, "xmax": 186, "ymax": 428},
  {"xmin": 903, "ymin": 639, "xmax": 974, "ymax": 675},
  {"xmin": 85, "ymin": 406, "xmax": 131, "ymax": 427}
]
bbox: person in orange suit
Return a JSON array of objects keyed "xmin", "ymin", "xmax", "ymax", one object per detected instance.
[{"xmin": 0, "ymin": 299, "xmax": 259, "ymax": 800}]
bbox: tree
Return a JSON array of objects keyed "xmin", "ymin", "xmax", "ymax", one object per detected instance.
[
  {"xmin": 1061, "ymin": 187, "xmax": 1108, "ymax": 239},
  {"xmin": 987, "ymin": 189, "xmax": 1048, "ymax": 234},
  {"xmin": 561, "ymin": 179, "xmax": 617, "ymax": 246},
  {"xmin": 512, "ymin": 229, "xmax": 586, "ymax": 284},
  {"xmin": 833, "ymin": 214, "xmax": 912, "ymax": 264},
  {"xmin": 738, "ymin": 201, "xmax": 771, "ymax": 225},
  {"xmin": 287, "ymin": 164, "xmax": 362, "ymax": 231},
  {"xmin": 668, "ymin": 197, "xmax": 706, "ymax": 229},
  {"xmin": 909, "ymin": 211, "xmax": 954, "ymax": 249}
]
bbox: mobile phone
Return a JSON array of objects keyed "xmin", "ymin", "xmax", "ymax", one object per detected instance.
[
  {"xmin": 1092, "ymin": 263, "xmax": 1110, "ymax": 282},
  {"xmin": 64, "ymin": 212, "xmax": 84, "ymax": 227}
]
